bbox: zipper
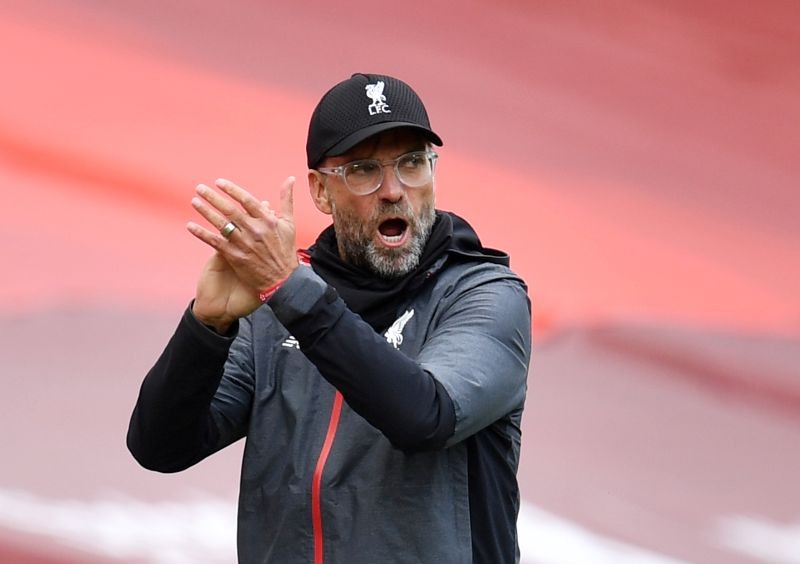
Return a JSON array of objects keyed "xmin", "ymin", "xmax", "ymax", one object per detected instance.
[{"xmin": 312, "ymin": 390, "xmax": 344, "ymax": 564}]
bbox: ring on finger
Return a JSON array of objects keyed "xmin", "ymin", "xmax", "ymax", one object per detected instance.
[{"xmin": 220, "ymin": 221, "xmax": 238, "ymax": 239}]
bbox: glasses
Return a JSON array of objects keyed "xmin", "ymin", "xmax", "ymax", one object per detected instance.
[{"xmin": 317, "ymin": 150, "xmax": 438, "ymax": 196}]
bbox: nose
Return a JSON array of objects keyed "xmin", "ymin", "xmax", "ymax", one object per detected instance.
[{"xmin": 375, "ymin": 164, "xmax": 405, "ymax": 203}]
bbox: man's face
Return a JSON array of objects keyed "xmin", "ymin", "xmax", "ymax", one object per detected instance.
[{"xmin": 311, "ymin": 129, "xmax": 437, "ymax": 278}]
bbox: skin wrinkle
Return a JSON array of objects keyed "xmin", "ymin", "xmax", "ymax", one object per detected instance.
[
  {"xmin": 314, "ymin": 129, "xmax": 437, "ymax": 279},
  {"xmin": 330, "ymin": 197, "xmax": 436, "ymax": 278}
]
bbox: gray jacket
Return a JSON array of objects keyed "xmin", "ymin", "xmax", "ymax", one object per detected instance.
[{"xmin": 129, "ymin": 249, "xmax": 531, "ymax": 563}]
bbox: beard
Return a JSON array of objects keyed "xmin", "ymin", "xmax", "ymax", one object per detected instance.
[{"xmin": 331, "ymin": 197, "xmax": 436, "ymax": 279}]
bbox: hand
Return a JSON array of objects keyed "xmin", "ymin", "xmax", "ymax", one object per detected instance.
[{"xmin": 187, "ymin": 176, "xmax": 299, "ymax": 332}]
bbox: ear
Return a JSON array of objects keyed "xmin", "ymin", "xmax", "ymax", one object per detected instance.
[{"xmin": 308, "ymin": 170, "xmax": 333, "ymax": 215}]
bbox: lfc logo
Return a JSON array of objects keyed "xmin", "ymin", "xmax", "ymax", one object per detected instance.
[
  {"xmin": 384, "ymin": 309, "xmax": 414, "ymax": 349},
  {"xmin": 365, "ymin": 81, "xmax": 391, "ymax": 116}
]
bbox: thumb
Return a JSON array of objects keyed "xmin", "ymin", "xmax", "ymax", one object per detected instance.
[{"xmin": 280, "ymin": 176, "xmax": 295, "ymax": 220}]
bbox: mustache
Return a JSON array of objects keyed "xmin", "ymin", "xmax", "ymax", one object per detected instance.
[{"xmin": 371, "ymin": 201, "xmax": 415, "ymax": 223}]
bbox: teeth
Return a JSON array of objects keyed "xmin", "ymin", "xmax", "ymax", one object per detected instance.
[{"xmin": 381, "ymin": 234, "xmax": 403, "ymax": 243}]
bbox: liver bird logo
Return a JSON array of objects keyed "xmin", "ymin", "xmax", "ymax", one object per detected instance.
[
  {"xmin": 384, "ymin": 309, "xmax": 414, "ymax": 348},
  {"xmin": 365, "ymin": 81, "xmax": 391, "ymax": 115}
]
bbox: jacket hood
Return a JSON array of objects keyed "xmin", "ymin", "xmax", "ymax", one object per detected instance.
[{"xmin": 446, "ymin": 211, "xmax": 510, "ymax": 267}]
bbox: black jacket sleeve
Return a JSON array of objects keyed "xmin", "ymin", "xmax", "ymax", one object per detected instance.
[
  {"xmin": 128, "ymin": 262, "xmax": 465, "ymax": 470},
  {"xmin": 126, "ymin": 306, "xmax": 240, "ymax": 472},
  {"xmin": 269, "ymin": 263, "xmax": 529, "ymax": 452},
  {"xmin": 270, "ymin": 270, "xmax": 456, "ymax": 451}
]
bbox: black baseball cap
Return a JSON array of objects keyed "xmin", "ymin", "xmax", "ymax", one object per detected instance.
[{"xmin": 306, "ymin": 73, "xmax": 443, "ymax": 168}]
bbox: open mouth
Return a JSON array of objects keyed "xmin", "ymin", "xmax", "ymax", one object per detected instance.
[{"xmin": 377, "ymin": 218, "xmax": 409, "ymax": 247}]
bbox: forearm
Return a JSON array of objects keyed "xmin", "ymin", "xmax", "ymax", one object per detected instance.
[
  {"xmin": 270, "ymin": 268, "xmax": 455, "ymax": 451},
  {"xmin": 127, "ymin": 306, "xmax": 237, "ymax": 472}
]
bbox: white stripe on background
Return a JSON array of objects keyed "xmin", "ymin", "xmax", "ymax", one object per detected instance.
[
  {"xmin": 3, "ymin": 488, "xmax": 774, "ymax": 563},
  {"xmin": 0, "ymin": 489, "xmax": 235, "ymax": 563},
  {"xmin": 717, "ymin": 514, "xmax": 800, "ymax": 564},
  {"xmin": 517, "ymin": 501, "xmax": 687, "ymax": 564}
]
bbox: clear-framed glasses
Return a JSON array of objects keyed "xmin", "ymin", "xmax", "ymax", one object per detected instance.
[{"xmin": 317, "ymin": 150, "xmax": 438, "ymax": 196}]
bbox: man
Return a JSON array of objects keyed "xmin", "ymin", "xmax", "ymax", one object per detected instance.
[{"xmin": 128, "ymin": 73, "xmax": 532, "ymax": 563}]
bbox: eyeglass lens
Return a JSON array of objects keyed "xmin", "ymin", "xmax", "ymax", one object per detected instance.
[{"xmin": 345, "ymin": 152, "xmax": 435, "ymax": 194}]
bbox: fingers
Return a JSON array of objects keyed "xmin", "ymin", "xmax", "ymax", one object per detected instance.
[
  {"xmin": 191, "ymin": 177, "xmax": 293, "ymax": 246},
  {"xmin": 280, "ymin": 176, "xmax": 295, "ymax": 220},
  {"xmin": 194, "ymin": 183, "xmax": 247, "ymax": 231},
  {"xmin": 215, "ymin": 178, "xmax": 266, "ymax": 219},
  {"xmin": 190, "ymin": 184, "xmax": 247, "ymax": 248},
  {"xmin": 186, "ymin": 220, "xmax": 226, "ymax": 249},
  {"xmin": 192, "ymin": 188, "xmax": 230, "ymax": 231}
]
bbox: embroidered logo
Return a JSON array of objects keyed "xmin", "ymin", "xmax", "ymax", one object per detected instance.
[
  {"xmin": 365, "ymin": 81, "xmax": 391, "ymax": 116},
  {"xmin": 384, "ymin": 309, "xmax": 414, "ymax": 349}
]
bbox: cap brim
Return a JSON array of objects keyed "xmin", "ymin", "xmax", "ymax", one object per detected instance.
[{"xmin": 323, "ymin": 122, "xmax": 443, "ymax": 161}]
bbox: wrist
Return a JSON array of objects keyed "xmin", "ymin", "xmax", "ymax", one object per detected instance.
[
  {"xmin": 191, "ymin": 303, "xmax": 234, "ymax": 334},
  {"xmin": 258, "ymin": 277, "xmax": 288, "ymax": 303},
  {"xmin": 258, "ymin": 250, "xmax": 311, "ymax": 303}
]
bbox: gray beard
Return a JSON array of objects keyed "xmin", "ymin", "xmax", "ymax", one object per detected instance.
[{"xmin": 331, "ymin": 199, "xmax": 436, "ymax": 279}]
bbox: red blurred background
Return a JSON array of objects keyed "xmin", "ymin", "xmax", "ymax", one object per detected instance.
[{"xmin": 1, "ymin": 1, "xmax": 798, "ymax": 562}]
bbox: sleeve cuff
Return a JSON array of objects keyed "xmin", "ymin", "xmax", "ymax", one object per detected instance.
[
  {"xmin": 268, "ymin": 266, "xmax": 332, "ymax": 326},
  {"xmin": 182, "ymin": 301, "xmax": 240, "ymax": 350}
]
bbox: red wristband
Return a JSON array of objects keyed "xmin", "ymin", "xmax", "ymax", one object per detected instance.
[
  {"xmin": 258, "ymin": 250, "xmax": 311, "ymax": 302},
  {"xmin": 258, "ymin": 278, "xmax": 286, "ymax": 302}
]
